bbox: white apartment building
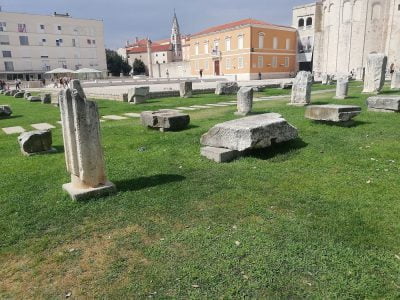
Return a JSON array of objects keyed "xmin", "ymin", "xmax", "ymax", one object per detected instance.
[{"xmin": 0, "ymin": 10, "xmax": 107, "ymax": 81}]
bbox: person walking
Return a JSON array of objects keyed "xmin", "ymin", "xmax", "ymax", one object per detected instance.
[{"xmin": 199, "ymin": 69, "xmax": 203, "ymax": 79}]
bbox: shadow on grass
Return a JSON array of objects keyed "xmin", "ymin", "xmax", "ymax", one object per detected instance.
[
  {"xmin": 0, "ymin": 115, "xmax": 23, "ymax": 120},
  {"xmin": 116, "ymin": 174, "xmax": 185, "ymax": 192},
  {"xmin": 245, "ymin": 138, "xmax": 308, "ymax": 161},
  {"xmin": 311, "ymin": 120, "xmax": 371, "ymax": 128}
]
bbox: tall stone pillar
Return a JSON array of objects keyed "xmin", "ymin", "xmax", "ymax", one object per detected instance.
[
  {"xmin": 362, "ymin": 53, "xmax": 387, "ymax": 94},
  {"xmin": 289, "ymin": 71, "xmax": 313, "ymax": 106},
  {"xmin": 147, "ymin": 39, "xmax": 153, "ymax": 78},
  {"xmin": 60, "ymin": 80, "xmax": 116, "ymax": 200}
]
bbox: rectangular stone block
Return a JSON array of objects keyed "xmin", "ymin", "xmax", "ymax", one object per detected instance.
[
  {"xmin": 305, "ymin": 105, "xmax": 361, "ymax": 123},
  {"xmin": 367, "ymin": 96, "xmax": 400, "ymax": 112},
  {"xmin": 200, "ymin": 146, "xmax": 240, "ymax": 163}
]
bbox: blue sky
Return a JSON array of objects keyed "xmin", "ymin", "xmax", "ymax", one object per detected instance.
[{"xmin": 0, "ymin": 0, "xmax": 308, "ymax": 49}]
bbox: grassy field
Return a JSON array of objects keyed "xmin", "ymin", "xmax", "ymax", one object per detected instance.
[{"xmin": 0, "ymin": 84, "xmax": 400, "ymax": 298}]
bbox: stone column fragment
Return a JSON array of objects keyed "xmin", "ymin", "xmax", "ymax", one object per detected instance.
[
  {"xmin": 362, "ymin": 53, "xmax": 387, "ymax": 94},
  {"xmin": 391, "ymin": 72, "xmax": 400, "ymax": 90},
  {"xmin": 335, "ymin": 76, "xmax": 349, "ymax": 99},
  {"xmin": 235, "ymin": 86, "xmax": 253, "ymax": 116},
  {"xmin": 59, "ymin": 80, "xmax": 115, "ymax": 200},
  {"xmin": 179, "ymin": 81, "xmax": 193, "ymax": 98},
  {"xmin": 289, "ymin": 71, "xmax": 313, "ymax": 106}
]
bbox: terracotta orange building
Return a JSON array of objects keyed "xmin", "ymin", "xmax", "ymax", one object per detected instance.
[{"xmin": 190, "ymin": 19, "xmax": 297, "ymax": 80}]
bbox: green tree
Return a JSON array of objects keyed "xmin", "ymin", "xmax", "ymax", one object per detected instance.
[
  {"xmin": 106, "ymin": 49, "xmax": 132, "ymax": 76},
  {"xmin": 132, "ymin": 58, "xmax": 146, "ymax": 75}
]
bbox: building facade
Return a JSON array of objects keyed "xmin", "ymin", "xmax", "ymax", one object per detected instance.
[
  {"xmin": 189, "ymin": 19, "xmax": 297, "ymax": 80},
  {"xmin": 294, "ymin": 0, "xmax": 400, "ymax": 78},
  {"xmin": 0, "ymin": 11, "xmax": 107, "ymax": 81}
]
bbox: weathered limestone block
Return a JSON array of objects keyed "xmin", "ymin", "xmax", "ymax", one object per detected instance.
[
  {"xmin": 128, "ymin": 86, "xmax": 150, "ymax": 104},
  {"xmin": 14, "ymin": 91, "xmax": 24, "ymax": 98},
  {"xmin": 27, "ymin": 96, "xmax": 41, "ymax": 102},
  {"xmin": 41, "ymin": 93, "xmax": 51, "ymax": 104},
  {"xmin": 367, "ymin": 96, "xmax": 400, "ymax": 113},
  {"xmin": 24, "ymin": 91, "xmax": 31, "ymax": 99},
  {"xmin": 321, "ymin": 73, "xmax": 329, "ymax": 85},
  {"xmin": 179, "ymin": 81, "xmax": 193, "ymax": 98},
  {"xmin": 305, "ymin": 105, "xmax": 361, "ymax": 125},
  {"xmin": 201, "ymin": 113, "xmax": 298, "ymax": 152},
  {"xmin": 17, "ymin": 130, "xmax": 56, "ymax": 156},
  {"xmin": 59, "ymin": 80, "xmax": 116, "ymax": 200},
  {"xmin": 391, "ymin": 72, "xmax": 400, "ymax": 90},
  {"xmin": 290, "ymin": 71, "xmax": 313, "ymax": 106},
  {"xmin": 335, "ymin": 76, "xmax": 349, "ymax": 99},
  {"xmin": 141, "ymin": 109, "xmax": 190, "ymax": 132},
  {"xmin": 10, "ymin": 90, "xmax": 19, "ymax": 96},
  {"xmin": 215, "ymin": 82, "xmax": 239, "ymax": 95},
  {"xmin": 200, "ymin": 146, "xmax": 240, "ymax": 163},
  {"xmin": 235, "ymin": 86, "xmax": 253, "ymax": 116},
  {"xmin": 362, "ymin": 53, "xmax": 387, "ymax": 93},
  {"xmin": 0, "ymin": 105, "xmax": 12, "ymax": 117}
]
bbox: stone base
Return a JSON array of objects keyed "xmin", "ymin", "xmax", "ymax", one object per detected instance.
[
  {"xmin": 334, "ymin": 96, "xmax": 347, "ymax": 100},
  {"xmin": 368, "ymin": 108, "xmax": 397, "ymax": 113},
  {"xmin": 63, "ymin": 181, "xmax": 116, "ymax": 201},
  {"xmin": 287, "ymin": 103, "xmax": 309, "ymax": 107},
  {"xmin": 234, "ymin": 111, "xmax": 252, "ymax": 116},
  {"xmin": 22, "ymin": 147, "xmax": 57, "ymax": 156},
  {"xmin": 201, "ymin": 146, "xmax": 240, "ymax": 163}
]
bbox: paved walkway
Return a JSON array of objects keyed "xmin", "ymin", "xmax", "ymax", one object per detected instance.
[{"xmin": 1, "ymin": 89, "xmax": 335, "ymax": 135}]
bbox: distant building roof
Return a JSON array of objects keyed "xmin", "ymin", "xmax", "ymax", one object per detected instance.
[
  {"xmin": 127, "ymin": 43, "xmax": 171, "ymax": 54},
  {"xmin": 192, "ymin": 18, "xmax": 293, "ymax": 37}
]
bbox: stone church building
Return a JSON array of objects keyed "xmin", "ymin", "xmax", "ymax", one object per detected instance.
[{"xmin": 293, "ymin": 0, "xmax": 400, "ymax": 79}]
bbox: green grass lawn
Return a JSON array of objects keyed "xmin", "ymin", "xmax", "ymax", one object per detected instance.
[{"xmin": 1, "ymin": 84, "xmax": 400, "ymax": 298}]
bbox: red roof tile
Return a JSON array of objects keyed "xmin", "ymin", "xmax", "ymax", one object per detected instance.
[
  {"xmin": 127, "ymin": 43, "xmax": 171, "ymax": 54},
  {"xmin": 192, "ymin": 18, "xmax": 291, "ymax": 37}
]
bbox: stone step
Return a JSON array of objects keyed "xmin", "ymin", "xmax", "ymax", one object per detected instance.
[
  {"xmin": 31, "ymin": 123, "xmax": 56, "ymax": 130},
  {"xmin": 2, "ymin": 126, "xmax": 25, "ymax": 135}
]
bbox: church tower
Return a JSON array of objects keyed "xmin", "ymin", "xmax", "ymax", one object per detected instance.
[{"xmin": 171, "ymin": 11, "xmax": 182, "ymax": 61}]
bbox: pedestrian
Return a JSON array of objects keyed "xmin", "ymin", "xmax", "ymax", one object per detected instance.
[
  {"xmin": 390, "ymin": 63, "xmax": 395, "ymax": 78},
  {"xmin": 166, "ymin": 69, "xmax": 170, "ymax": 80},
  {"xmin": 258, "ymin": 72, "xmax": 262, "ymax": 80},
  {"xmin": 15, "ymin": 79, "xmax": 21, "ymax": 90},
  {"xmin": 199, "ymin": 69, "xmax": 203, "ymax": 79}
]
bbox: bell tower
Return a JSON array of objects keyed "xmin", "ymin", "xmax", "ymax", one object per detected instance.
[{"xmin": 171, "ymin": 10, "xmax": 182, "ymax": 61}]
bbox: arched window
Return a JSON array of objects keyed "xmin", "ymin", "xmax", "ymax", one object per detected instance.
[
  {"xmin": 306, "ymin": 17, "xmax": 313, "ymax": 26},
  {"xmin": 237, "ymin": 34, "xmax": 244, "ymax": 49},
  {"xmin": 298, "ymin": 18, "xmax": 305, "ymax": 28},
  {"xmin": 258, "ymin": 33, "xmax": 264, "ymax": 49}
]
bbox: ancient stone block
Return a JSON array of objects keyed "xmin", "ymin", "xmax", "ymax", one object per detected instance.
[
  {"xmin": 24, "ymin": 92, "xmax": 31, "ymax": 99},
  {"xmin": 367, "ymin": 96, "xmax": 400, "ymax": 112},
  {"xmin": 27, "ymin": 96, "xmax": 41, "ymax": 102},
  {"xmin": 305, "ymin": 104, "xmax": 361, "ymax": 124},
  {"xmin": 10, "ymin": 90, "xmax": 19, "ymax": 96},
  {"xmin": 215, "ymin": 82, "xmax": 239, "ymax": 95},
  {"xmin": 17, "ymin": 129, "xmax": 56, "ymax": 156},
  {"xmin": 362, "ymin": 53, "xmax": 387, "ymax": 93},
  {"xmin": 14, "ymin": 91, "xmax": 24, "ymax": 98},
  {"xmin": 141, "ymin": 109, "xmax": 190, "ymax": 131},
  {"xmin": 280, "ymin": 82, "xmax": 293, "ymax": 89},
  {"xmin": 335, "ymin": 76, "xmax": 349, "ymax": 99},
  {"xmin": 290, "ymin": 71, "xmax": 313, "ymax": 106},
  {"xmin": 41, "ymin": 93, "xmax": 51, "ymax": 104},
  {"xmin": 0, "ymin": 105, "xmax": 12, "ymax": 117},
  {"xmin": 391, "ymin": 72, "xmax": 400, "ymax": 90},
  {"xmin": 59, "ymin": 80, "xmax": 116, "ymax": 200},
  {"xmin": 200, "ymin": 146, "xmax": 240, "ymax": 163},
  {"xmin": 200, "ymin": 113, "xmax": 298, "ymax": 152},
  {"xmin": 180, "ymin": 81, "xmax": 193, "ymax": 98},
  {"xmin": 235, "ymin": 86, "xmax": 253, "ymax": 116},
  {"xmin": 128, "ymin": 86, "xmax": 150, "ymax": 104}
]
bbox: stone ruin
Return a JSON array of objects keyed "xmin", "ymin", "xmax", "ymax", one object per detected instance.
[
  {"xmin": 321, "ymin": 73, "xmax": 332, "ymax": 85},
  {"xmin": 18, "ymin": 130, "xmax": 56, "ymax": 156},
  {"xmin": 362, "ymin": 53, "xmax": 387, "ymax": 94},
  {"xmin": 235, "ymin": 87, "xmax": 253, "ymax": 116},
  {"xmin": 180, "ymin": 81, "xmax": 193, "ymax": 98},
  {"xmin": 289, "ymin": 71, "xmax": 313, "ymax": 106},
  {"xmin": 215, "ymin": 82, "xmax": 239, "ymax": 95},
  {"xmin": 391, "ymin": 72, "xmax": 400, "ymax": 90},
  {"xmin": 335, "ymin": 76, "xmax": 349, "ymax": 99},
  {"xmin": 200, "ymin": 113, "xmax": 298, "ymax": 163},
  {"xmin": 305, "ymin": 104, "xmax": 361, "ymax": 126},
  {"xmin": 59, "ymin": 80, "xmax": 116, "ymax": 200},
  {"xmin": 128, "ymin": 86, "xmax": 150, "ymax": 104},
  {"xmin": 367, "ymin": 96, "xmax": 400, "ymax": 113},
  {"xmin": 0, "ymin": 105, "xmax": 12, "ymax": 117},
  {"xmin": 141, "ymin": 109, "xmax": 190, "ymax": 132}
]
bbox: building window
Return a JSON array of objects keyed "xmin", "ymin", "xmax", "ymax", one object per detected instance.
[
  {"xmin": 225, "ymin": 38, "xmax": 231, "ymax": 51},
  {"xmin": 257, "ymin": 56, "xmax": 263, "ymax": 68},
  {"xmin": 41, "ymin": 55, "xmax": 49, "ymax": 58},
  {"xmin": 272, "ymin": 56, "xmax": 278, "ymax": 68},
  {"xmin": 19, "ymin": 36, "xmax": 29, "ymax": 46},
  {"xmin": 92, "ymin": 40, "xmax": 96, "ymax": 45},
  {"xmin": 225, "ymin": 58, "xmax": 232, "ymax": 70},
  {"xmin": 238, "ymin": 56, "xmax": 244, "ymax": 69},
  {"xmin": 42, "ymin": 61, "xmax": 51, "ymax": 71},
  {"xmin": 298, "ymin": 18, "xmax": 304, "ymax": 28},
  {"xmin": 286, "ymin": 38, "xmax": 291, "ymax": 50},
  {"xmin": 214, "ymin": 40, "xmax": 219, "ymax": 52},
  {"xmin": 204, "ymin": 41, "xmax": 209, "ymax": 54},
  {"xmin": 398, "ymin": 4, "xmax": 400, "ymax": 10},
  {"xmin": 4, "ymin": 61, "xmax": 14, "ymax": 71},
  {"xmin": 163, "ymin": 60, "xmax": 165, "ymax": 63},
  {"xmin": 306, "ymin": 17, "xmax": 313, "ymax": 27},
  {"xmin": 284, "ymin": 57, "xmax": 289, "ymax": 67},
  {"xmin": 57, "ymin": 25, "xmax": 62, "ymax": 31},
  {"xmin": 40, "ymin": 24, "xmax": 45, "ymax": 30},
  {"xmin": 2, "ymin": 51, "xmax": 11, "ymax": 58},
  {"xmin": 0, "ymin": 22, "xmax": 7, "ymax": 32},
  {"xmin": 238, "ymin": 35, "xmax": 244, "ymax": 49},
  {"xmin": 195, "ymin": 60, "xmax": 200, "ymax": 70},
  {"xmin": 18, "ymin": 24, "xmax": 27, "ymax": 33},
  {"xmin": 273, "ymin": 37, "xmax": 278, "ymax": 49},
  {"xmin": 87, "ymin": 39, "xmax": 92, "ymax": 45},
  {"xmin": 258, "ymin": 33, "xmax": 264, "ymax": 49},
  {"xmin": 72, "ymin": 39, "xmax": 76, "ymax": 47},
  {"xmin": 0, "ymin": 35, "xmax": 10, "ymax": 45},
  {"xmin": 195, "ymin": 43, "xmax": 199, "ymax": 55},
  {"xmin": 56, "ymin": 39, "xmax": 63, "ymax": 46}
]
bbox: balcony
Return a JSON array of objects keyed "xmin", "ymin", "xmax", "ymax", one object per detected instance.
[{"xmin": 211, "ymin": 49, "xmax": 221, "ymax": 58}]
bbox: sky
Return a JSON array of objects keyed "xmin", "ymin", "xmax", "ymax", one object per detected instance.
[{"xmin": 0, "ymin": 0, "xmax": 309, "ymax": 49}]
